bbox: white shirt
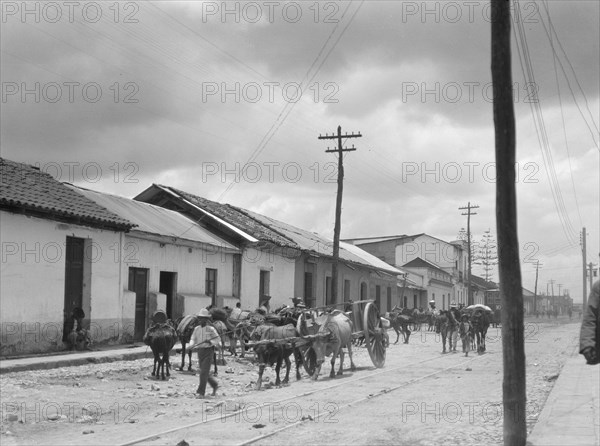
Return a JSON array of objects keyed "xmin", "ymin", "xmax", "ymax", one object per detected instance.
[{"xmin": 190, "ymin": 324, "xmax": 221, "ymax": 350}]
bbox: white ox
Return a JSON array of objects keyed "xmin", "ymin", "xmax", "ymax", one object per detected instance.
[{"xmin": 309, "ymin": 311, "xmax": 356, "ymax": 380}]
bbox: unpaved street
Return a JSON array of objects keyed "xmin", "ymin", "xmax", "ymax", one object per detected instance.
[{"xmin": 0, "ymin": 317, "xmax": 581, "ymax": 445}]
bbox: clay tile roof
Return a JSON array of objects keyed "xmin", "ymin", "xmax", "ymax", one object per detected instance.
[{"xmin": 0, "ymin": 158, "xmax": 134, "ymax": 230}]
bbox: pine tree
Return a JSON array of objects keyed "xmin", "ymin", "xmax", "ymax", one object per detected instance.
[{"xmin": 475, "ymin": 229, "xmax": 498, "ymax": 282}]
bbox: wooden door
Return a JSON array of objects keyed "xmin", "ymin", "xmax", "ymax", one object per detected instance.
[{"xmin": 129, "ymin": 267, "xmax": 148, "ymax": 341}]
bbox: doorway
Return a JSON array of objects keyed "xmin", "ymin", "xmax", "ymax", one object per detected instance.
[
  {"xmin": 159, "ymin": 271, "xmax": 177, "ymax": 319},
  {"xmin": 129, "ymin": 267, "xmax": 149, "ymax": 341},
  {"xmin": 63, "ymin": 237, "xmax": 84, "ymax": 341}
]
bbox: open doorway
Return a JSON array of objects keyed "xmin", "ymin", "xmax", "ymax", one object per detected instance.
[
  {"xmin": 63, "ymin": 237, "xmax": 84, "ymax": 342},
  {"xmin": 159, "ymin": 271, "xmax": 177, "ymax": 319}
]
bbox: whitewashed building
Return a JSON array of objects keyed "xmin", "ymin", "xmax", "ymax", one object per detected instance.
[
  {"xmin": 1, "ymin": 158, "xmax": 133, "ymax": 355},
  {"xmin": 71, "ymin": 185, "xmax": 240, "ymax": 341},
  {"xmin": 135, "ymin": 184, "xmax": 403, "ymax": 313}
]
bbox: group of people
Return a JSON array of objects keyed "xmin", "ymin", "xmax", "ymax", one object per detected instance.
[
  {"xmin": 187, "ymin": 295, "xmax": 308, "ymax": 398},
  {"xmin": 427, "ymin": 300, "xmax": 474, "ymax": 356},
  {"xmin": 174, "ymin": 278, "xmax": 600, "ymax": 398}
]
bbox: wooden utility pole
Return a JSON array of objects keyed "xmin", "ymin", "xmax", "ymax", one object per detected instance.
[
  {"xmin": 318, "ymin": 126, "xmax": 361, "ymax": 304},
  {"xmin": 491, "ymin": 0, "xmax": 526, "ymax": 444},
  {"xmin": 459, "ymin": 202, "xmax": 479, "ymax": 305},
  {"xmin": 400, "ymin": 273, "xmax": 408, "ymax": 307},
  {"xmin": 533, "ymin": 260, "xmax": 541, "ymax": 314},
  {"xmin": 582, "ymin": 227, "xmax": 587, "ymax": 308},
  {"xmin": 589, "ymin": 262, "xmax": 596, "ymax": 295}
]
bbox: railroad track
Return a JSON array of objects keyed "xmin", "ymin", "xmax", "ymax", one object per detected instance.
[{"xmin": 119, "ymin": 349, "xmax": 484, "ymax": 446}]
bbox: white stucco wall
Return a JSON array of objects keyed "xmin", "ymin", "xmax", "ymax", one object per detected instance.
[
  {"xmin": 0, "ymin": 211, "xmax": 123, "ymax": 355},
  {"xmin": 239, "ymin": 247, "xmax": 296, "ymax": 311},
  {"xmin": 120, "ymin": 233, "xmax": 237, "ymax": 320},
  {"xmin": 123, "ymin": 235, "xmax": 234, "ymax": 297},
  {"xmin": 0, "ymin": 211, "xmax": 240, "ymax": 354}
]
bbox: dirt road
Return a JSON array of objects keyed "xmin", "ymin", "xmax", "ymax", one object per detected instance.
[{"xmin": 0, "ymin": 317, "xmax": 581, "ymax": 445}]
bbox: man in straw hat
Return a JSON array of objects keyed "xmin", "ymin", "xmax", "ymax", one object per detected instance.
[
  {"xmin": 448, "ymin": 302, "xmax": 460, "ymax": 352},
  {"xmin": 291, "ymin": 297, "xmax": 306, "ymax": 309},
  {"xmin": 189, "ymin": 308, "xmax": 221, "ymax": 397}
]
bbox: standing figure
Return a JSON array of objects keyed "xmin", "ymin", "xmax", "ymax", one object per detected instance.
[
  {"xmin": 230, "ymin": 302, "xmax": 243, "ymax": 320},
  {"xmin": 428, "ymin": 300, "xmax": 439, "ymax": 332},
  {"xmin": 580, "ymin": 280, "xmax": 599, "ymax": 365},
  {"xmin": 448, "ymin": 302, "xmax": 460, "ymax": 352},
  {"xmin": 459, "ymin": 314, "xmax": 473, "ymax": 357},
  {"xmin": 189, "ymin": 309, "xmax": 221, "ymax": 397},
  {"xmin": 258, "ymin": 295, "xmax": 272, "ymax": 315}
]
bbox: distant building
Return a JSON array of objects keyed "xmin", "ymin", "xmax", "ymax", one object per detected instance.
[{"xmin": 344, "ymin": 233, "xmax": 468, "ymax": 306}]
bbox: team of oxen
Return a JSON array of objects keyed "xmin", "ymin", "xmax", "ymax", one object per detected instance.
[
  {"xmin": 142, "ymin": 302, "xmax": 491, "ymax": 386},
  {"xmin": 384, "ymin": 305, "xmax": 492, "ymax": 354}
]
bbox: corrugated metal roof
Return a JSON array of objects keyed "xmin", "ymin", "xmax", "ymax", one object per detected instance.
[
  {"xmin": 0, "ymin": 158, "xmax": 134, "ymax": 230},
  {"xmin": 344, "ymin": 235, "xmax": 407, "ymax": 245},
  {"xmin": 339, "ymin": 242, "xmax": 403, "ymax": 275},
  {"xmin": 69, "ymin": 185, "xmax": 238, "ymax": 251}
]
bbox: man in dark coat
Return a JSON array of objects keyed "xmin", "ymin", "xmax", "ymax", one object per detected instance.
[{"xmin": 580, "ymin": 280, "xmax": 600, "ymax": 365}]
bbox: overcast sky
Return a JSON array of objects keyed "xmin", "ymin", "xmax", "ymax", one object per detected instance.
[{"xmin": 2, "ymin": 1, "xmax": 598, "ymax": 302}]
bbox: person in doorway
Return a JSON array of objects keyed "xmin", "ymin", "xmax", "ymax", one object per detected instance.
[
  {"xmin": 230, "ymin": 302, "xmax": 242, "ymax": 320},
  {"xmin": 580, "ymin": 280, "xmax": 599, "ymax": 365},
  {"xmin": 189, "ymin": 308, "xmax": 221, "ymax": 397},
  {"xmin": 258, "ymin": 295, "xmax": 271, "ymax": 314}
]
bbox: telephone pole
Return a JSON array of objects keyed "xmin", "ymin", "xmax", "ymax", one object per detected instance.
[
  {"xmin": 491, "ymin": 0, "xmax": 525, "ymax": 443},
  {"xmin": 581, "ymin": 227, "xmax": 587, "ymax": 307},
  {"xmin": 459, "ymin": 202, "xmax": 479, "ymax": 305},
  {"xmin": 533, "ymin": 260, "xmax": 542, "ymax": 314},
  {"xmin": 318, "ymin": 126, "xmax": 361, "ymax": 305},
  {"xmin": 549, "ymin": 279, "xmax": 555, "ymax": 312},
  {"xmin": 589, "ymin": 262, "xmax": 596, "ymax": 296}
]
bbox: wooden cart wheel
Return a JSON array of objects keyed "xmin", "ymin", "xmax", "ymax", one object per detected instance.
[
  {"xmin": 302, "ymin": 346, "xmax": 317, "ymax": 376},
  {"xmin": 363, "ymin": 302, "xmax": 386, "ymax": 368}
]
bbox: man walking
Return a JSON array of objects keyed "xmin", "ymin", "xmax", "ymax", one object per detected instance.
[
  {"xmin": 448, "ymin": 302, "xmax": 460, "ymax": 352},
  {"xmin": 189, "ymin": 308, "xmax": 221, "ymax": 397},
  {"xmin": 580, "ymin": 280, "xmax": 599, "ymax": 365}
]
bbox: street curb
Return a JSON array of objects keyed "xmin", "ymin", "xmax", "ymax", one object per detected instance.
[{"xmin": 0, "ymin": 350, "xmax": 154, "ymax": 375}]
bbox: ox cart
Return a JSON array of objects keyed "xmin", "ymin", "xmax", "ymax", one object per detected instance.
[{"xmin": 297, "ymin": 299, "xmax": 387, "ymax": 376}]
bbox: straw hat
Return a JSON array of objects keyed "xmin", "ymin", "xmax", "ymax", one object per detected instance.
[{"xmin": 196, "ymin": 308, "xmax": 211, "ymax": 318}]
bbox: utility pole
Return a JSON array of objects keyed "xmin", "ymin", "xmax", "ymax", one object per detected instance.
[
  {"xmin": 318, "ymin": 126, "xmax": 361, "ymax": 305},
  {"xmin": 581, "ymin": 227, "xmax": 587, "ymax": 308},
  {"xmin": 549, "ymin": 279, "xmax": 555, "ymax": 312},
  {"xmin": 589, "ymin": 262, "xmax": 596, "ymax": 296},
  {"xmin": 533, "ymin": 260, "xmax": 541, "ymax": 314},
  {"xmin": 491, "ymin": 0, "xmax": 526, "ymax": 443},
  {"xmin": 399, "ymin": 273, "xmax": 408, "ymax": 308},
  {"xmin": 459, "ymin": 202, "xmax": 479, "ymax": 306}
]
